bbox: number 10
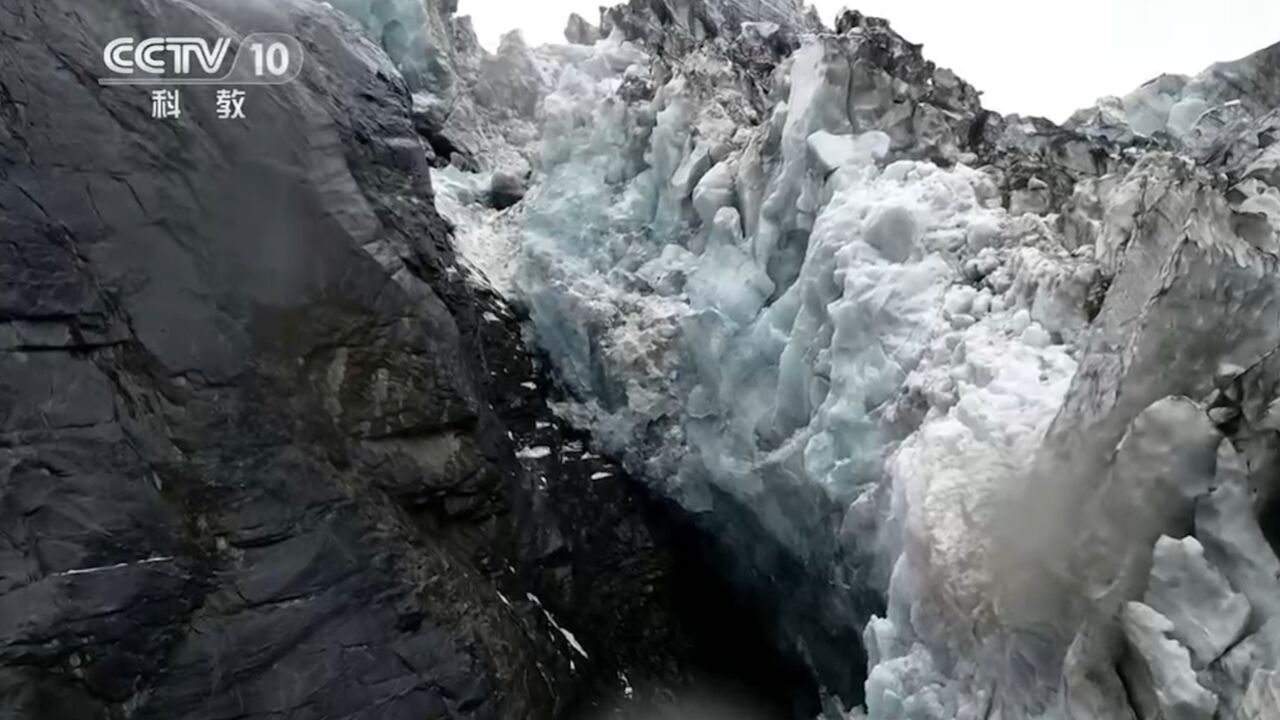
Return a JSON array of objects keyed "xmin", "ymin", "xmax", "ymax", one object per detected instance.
[{"xmin": 251, "ymin": 42, "xmax": 289, "ymax": 77}]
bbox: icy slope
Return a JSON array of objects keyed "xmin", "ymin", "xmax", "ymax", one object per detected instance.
[
  {"xmin": 409, "ymin": 2, "xmax": 1280, "ymax": 718},
  {"xmin": 1067, "ymin": 39, "xmax": 1280, "ymax": 151}
]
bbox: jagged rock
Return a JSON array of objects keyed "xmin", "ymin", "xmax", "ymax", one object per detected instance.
[
  {"xmin": 602, "ymin": 0, "xmax": 820, "ymax": 45},
  {"xmin": 488, "ymin": 167, "xmax": 529, "ymax": 209},
  {"xmin": 326, "ymin": 0, "xmax": 461, "ymax": 94},
  {"xmin": 476, "ymin": 31, "xmax": 546, "ymax": 118},
  {"xmin": 1143, "ymin": 535, "xmax": 1251, "ymax": 668},
  {"xmin": 1196, "ymin": 442, "xmax": 1280, "ymax": 626},
  {"xmin": 565, "ymin": 12, "xmax": 601, "ymax": 45},
  {"xmin": 1120, "ymin": 602, "xmax": 1218, "ymax": 720}
]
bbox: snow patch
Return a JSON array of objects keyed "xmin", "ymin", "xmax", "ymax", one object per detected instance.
[
  {"xmin": 53, "ymin": 556, "xmax": 174, "ymax": 577},
  {"xmin": 527, "ymin": 592, "xmax": 590, "ymax": 660}
]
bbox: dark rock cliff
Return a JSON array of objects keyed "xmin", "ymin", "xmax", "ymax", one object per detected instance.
[{"xmin": 0, "ymin": 0, "xmax": 814, "ymax": 717}]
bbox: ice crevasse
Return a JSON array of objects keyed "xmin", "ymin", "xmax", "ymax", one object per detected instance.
[{"xmin": 427, "ymin": 6, "xmax": 1280, "ymax": 719}]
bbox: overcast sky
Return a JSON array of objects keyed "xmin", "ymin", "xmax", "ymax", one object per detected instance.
[{"xmin": 462, "ymin": 0, "xmax": 1280, "ymax": 121}]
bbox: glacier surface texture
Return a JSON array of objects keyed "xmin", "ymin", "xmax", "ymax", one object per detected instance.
[{"xmin": 381, "ymin": 0, "xmax": 1280, "ymax": 717}]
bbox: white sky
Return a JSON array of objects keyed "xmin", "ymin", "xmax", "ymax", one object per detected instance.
[{"xmin": 461, "ymin": 0, "xmax": 1280, "ymax": 121}]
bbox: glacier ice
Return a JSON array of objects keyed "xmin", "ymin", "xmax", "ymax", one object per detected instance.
[
  {"xmin": 1143, "ymin": 535, "xmax": 1250, "ymax": 669},
  {"xmin": 1066, "ymin": 40, "xmax": 1280, "ymax": 153},
  {"xmin": 1121, "ymin": 602, "xmax": 1218, "ymax": 720},
  {"xmin": 418, "ymin": 1, "xmax": 1280, "ymax": 717},
  {"xmin": 1196, "ymin": 442, "xmax": 1280, "ymax": 628}
]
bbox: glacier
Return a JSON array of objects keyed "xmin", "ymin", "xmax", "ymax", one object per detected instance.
[{"xmin": 363, "ymin": 0, "xmax": 1280, "ymax": 717}]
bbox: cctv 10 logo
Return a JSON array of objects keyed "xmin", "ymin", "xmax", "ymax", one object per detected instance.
[{"xmin": 100, "ymin": 34, "xmax": 305, "ymax": 85}]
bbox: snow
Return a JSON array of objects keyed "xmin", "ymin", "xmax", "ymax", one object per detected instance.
[
  {"xmin": 618, "ymin": 670, "xmax": 635, "ymax": 699},
  {"xmin": 527, "ymin": 592, "xmax": 590, "ymax": 660},
  {"xmin": 808, "ymin": 130, "xmax": 892, "ymax": 173},
  {"xmin": 431, "ymin": 166, "xmax": 523, "ymax": 293},
  {"xmin": 53, "ymin": 556, "xmax": 174, "ymax": 578},
  {"xmin": 516, "ymin": 446, "xmax": 553, "ymax": 460}
]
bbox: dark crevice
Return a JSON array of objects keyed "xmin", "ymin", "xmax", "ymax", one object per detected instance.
[
  {"xmin": 1259, "ymin": 489, "xmax": 1280, "ymax": 556},
  {"xmin": 563, "ymin": 478, "xmax": 828, "ymax": 720}
]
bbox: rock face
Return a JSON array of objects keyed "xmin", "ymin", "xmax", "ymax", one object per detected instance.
[
  {"xmin": 0, "ymin": 0, "xmax": 826, "ymax": 718},
  {"xmin": 418, "ymin": 1, "xmax": 1280, "ymax": 718}
]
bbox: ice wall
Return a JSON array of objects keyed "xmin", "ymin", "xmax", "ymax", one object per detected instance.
[
  {"xmin": 426, "ymin": 3, "xmax": 1280, "ymax": 718},
  {"xmin": 434, "ymin": 14, "xmax": 1095, "ymax": 708}
]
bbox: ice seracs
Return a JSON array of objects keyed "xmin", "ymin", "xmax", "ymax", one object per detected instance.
[
  {"xmin": 417, "ymin": 1, "xmax": 1280, "ymax": 717},
  {"xmin": 1195, "ymin": 442, "xmax": 1280, "ymax": 627},
  {"xmin": 466, "ymin": 15, "xmax": 1091, "ymax": 708},
  {"xmin": 1067, "ymin": 40, "xmax": 1280, "ymax": 153},
  {"xmin": 1143, "ymin": 535, "xmax": 1251, "ymax": 669},
  {"xmin": 1121, "ymin": 602, "xmax": 1218, "ymax": 720}
]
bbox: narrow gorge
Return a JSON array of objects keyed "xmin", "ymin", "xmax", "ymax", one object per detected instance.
[{"xmin": 2, "ymin": 0, "xmax": 1279, "ymax": 718}]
